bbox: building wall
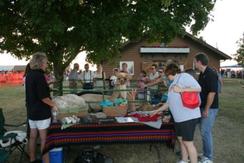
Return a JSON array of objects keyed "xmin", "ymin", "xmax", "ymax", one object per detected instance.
[
  {"xmin": 174, "ymin": 36, "xmax": 221, "ymax": 69},
  {"xmin": 103, "ymin": 36, "xmax": 221, "ymax": 79}
]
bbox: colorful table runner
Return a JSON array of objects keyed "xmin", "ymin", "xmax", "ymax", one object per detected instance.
[{"xmin": 43, "ymin": 122, "xmax": 176, "ymax": 154}]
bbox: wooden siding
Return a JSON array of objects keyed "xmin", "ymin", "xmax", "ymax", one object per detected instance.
[{"xmin": 103, "ymin": 36, "xmax": 222, "ymax": 79}]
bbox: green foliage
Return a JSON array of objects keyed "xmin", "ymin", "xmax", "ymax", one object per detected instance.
[
  {"xmin": 0, "ymin": 0, "xmax": 216, "ymax": 94},
  {"xmin": 1, "ymin": 0, "xmax": 216, "ymax": 63},
  {"xmin": 235, "ymin": 36, "xmax": 244, "ymax": 67}
]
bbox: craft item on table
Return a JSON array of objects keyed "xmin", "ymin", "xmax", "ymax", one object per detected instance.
[
  {"xmin": 114, "ymin": 98, "xmax": 127, "ymax": 106},
  {"xmin": 79, "ymin": 93, "xmax": 111, "ymax": 111},
  {"xmin": 80, "ymin": 116, "xmax": 96, "ymax": 124},
  {"xmin": 61, "ymin": 124, "xmax": 74, "ymax": 130},
  {"xmin": 61, "ymin": 115, "xmax": 80, "ymax": 129},
  {"xmin": 53, "ymin": 94, "xmax": 88, "ymax": 113},
  {"xmin": 99, "ymin": 100, "xmax": 113, "ymax": 107},
  {"xmin": 115, "ymin": 117, "xmax": 135, "ymax": 123},
  {"xmin": 89, "ymin": 112, "xmax": 107, "ymax": 119},
  {"xmin": 127, "ymin": 111, "xmax": 162, "ymax": 129},
  {"xmin": 100, "ymin": 98, "xmax": 128, "ymax": 108},
  {"xmin": 102, "ymin": 104, "xmax": 128, "ymax": 117},
  {"xmin": 128, "ymin": 113, "xmax": 161, "ymax": 122},
  {"xmin": 98, "ymin": 118, "xmax": 116, "ymax": 124},
  {"xmin": 62, "ymin": 115, "xmax": 80, "ymax": 124}
]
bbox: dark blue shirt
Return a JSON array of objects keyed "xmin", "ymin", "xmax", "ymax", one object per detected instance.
[
  {"xmin": 25, "ymin": 69, "xmax": 51, "ymax": 120},
  {"xmin": 198, "ymin": 67, "xmax": 219, "ymax": 109}
]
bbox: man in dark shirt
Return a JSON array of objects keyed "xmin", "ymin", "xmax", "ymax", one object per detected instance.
[
  {"xmin": 194, "ymin": 53, "xmax": 219, "ymax": 163},
  {"xmin": 26, "ymin": 52, "xmax": 58, "ymax": 163}
]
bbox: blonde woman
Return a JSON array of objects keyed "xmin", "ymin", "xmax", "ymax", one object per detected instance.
[{"xmin": 25, "ymin": 52, "xmax": 58, "ymax": 163}]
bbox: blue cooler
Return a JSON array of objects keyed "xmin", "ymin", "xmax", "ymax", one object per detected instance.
[{"xmin": 49, "ymin": 147, "xmax": 63, "ymax": 163}]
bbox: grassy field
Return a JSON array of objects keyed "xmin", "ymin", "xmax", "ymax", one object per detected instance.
[{"xmin": 0, "ymin": 78, "xmax": 244, "ymax": 163}]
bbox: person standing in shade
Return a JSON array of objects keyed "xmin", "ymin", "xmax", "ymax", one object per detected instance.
[
  {"xmin": 68, "ymin": 63, "xmax": 80, "ymax": 92},
  {"xmin": 109, "ymin": 68, "xmax": 119, "ymax": 89},
  {"xmin": 194, "ymin": 53, "xmax": 219, "ymax": 163},
  {"xmin": 94, "ymin": 64, "xmax": 106, "ymax": 89},
  {"xmin": 26, "ymin": 52, "xmax": 58, "ymax": 163},
  {"xmin": 137, "ymin": 70, "xmax": 149, "ymax": 100},
  {"xmin": 148, "ymin": 64, "xmax": 160, "ymax": 90},
  {"xmin": 147, "ymin": 64, "xmax": 160, "ymax": 103},
  {"xmin": 120, "ymin": 62, "xmax": 132, "ymax": 87},
  {"xmin": 81, "ymin": 63, "xmax": 94, "ymax": 89}
]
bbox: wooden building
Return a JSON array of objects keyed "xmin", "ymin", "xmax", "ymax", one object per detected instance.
[{"xmin": 103, "ymin": 33, "xmax": 231, "ymax": 78}]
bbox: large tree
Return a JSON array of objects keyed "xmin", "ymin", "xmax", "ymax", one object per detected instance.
[
  {"xmin": 235, "ymin": 34, "xmax": 244, "ymax": 67},
  {"xmin": 0, "ymin": 0, "xmax": 216, "ymax": 95}
]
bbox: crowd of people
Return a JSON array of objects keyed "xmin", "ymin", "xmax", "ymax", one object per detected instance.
[
  {"xmin": 220, "ymin": 69, "xmax": 244, "ymax": 78},
  {"xmin": 24, "ymin": 51, "xmax": 220, "ymax": 163}
]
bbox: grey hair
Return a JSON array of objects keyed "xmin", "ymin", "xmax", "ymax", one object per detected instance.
[{"xmin": 29, "ymin": 52, "xmax": 47, "ymax": 70}]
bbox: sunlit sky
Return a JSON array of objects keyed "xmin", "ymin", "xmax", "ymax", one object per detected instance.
[{"xmin": 0, "ymin": 0, "xmax": 243, "ymax": 67}]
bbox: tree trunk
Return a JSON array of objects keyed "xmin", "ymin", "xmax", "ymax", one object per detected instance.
[{"xmin": 53, "ymin": 62, "xmax": 64, "ymax": 96}]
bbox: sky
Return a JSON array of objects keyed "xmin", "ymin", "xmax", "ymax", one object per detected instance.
[{"xmin": 0, "ymin": 0, "xmax": 243, "ymax": 67}]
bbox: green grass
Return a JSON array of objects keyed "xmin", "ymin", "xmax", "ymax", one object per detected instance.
[
  {"xmin": 0, "ymin": 78, "xmax": 244, "ymax": 163},
  {"xmin": 219, "ymin": 79, "xmax": 244, "ymax": 123},
  {"xmin": 0, "ymin": 85, "xmax": 26, "ymax": 125}
]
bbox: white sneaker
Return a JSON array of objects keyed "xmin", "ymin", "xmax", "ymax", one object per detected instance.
[
  {"xmin": 176, "ymin": 160, "xmax": 188, "ymax": 163},
  {"xmin": 198, "ymin": 156, "xmax": 213, "ymax": 163}
]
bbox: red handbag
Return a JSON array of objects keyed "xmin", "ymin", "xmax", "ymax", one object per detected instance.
[
  {"xmin": 181, "ymin": 92, "xmax": 200, "ymax": 109},
  {"xmin": 175, "ymin": 74, "xmax": 200, "ymax": 109}
]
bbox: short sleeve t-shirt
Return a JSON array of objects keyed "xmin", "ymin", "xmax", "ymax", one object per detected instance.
[
  {"xmin": 25, "ymin": 69, "xmax": 51, "ymax": 120},
  {"xmin": 149, "ymin": 72, "xmax": 160, "ymax": 90},
  {"xmin": 68, "ymin": 69, "xmax": 79, "ymax": 80},
  {"xmin": 198, "ymin": 67, "xmax": 219, "ymax": 109},
  {"xmin": 167, "ymin": 73, "xmax": 201, "ymax": 122}
]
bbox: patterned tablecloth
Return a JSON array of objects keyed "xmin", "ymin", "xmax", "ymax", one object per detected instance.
[{"xmin": 43, "ymin": 122, "xmax": 176, "ymax": 154}]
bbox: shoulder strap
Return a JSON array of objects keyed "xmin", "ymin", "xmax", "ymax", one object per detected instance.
[
  {"xmin": 83, "ymin": 71, "xmax": 85, "ymax": 82},
  {"xmin": 90, "ymin": 70, "xmax": 92, "ymax": 82},
  {"xmin": 175, "ymin": 73, "xmax": 181, "ymax": 85}
]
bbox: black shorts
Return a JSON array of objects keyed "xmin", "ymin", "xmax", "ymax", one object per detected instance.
[{"xmin": 174, "ymin": 118, "xmax": 199, "ymax": 141}]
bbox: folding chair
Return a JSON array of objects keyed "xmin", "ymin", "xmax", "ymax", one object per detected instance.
[{"xmin": 0, "ymin": 108, "xmax": 28, "ymax": 163}]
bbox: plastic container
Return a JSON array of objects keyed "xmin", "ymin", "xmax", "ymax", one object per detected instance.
[
  {"xmin": 52, "ymin": 110, "xmax": 58, "ymax": 123},
  {"xmin": 49, "ymin": 147, "xmax": 63, "ymax": 163}
]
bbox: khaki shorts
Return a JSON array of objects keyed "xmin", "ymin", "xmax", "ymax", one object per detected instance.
[{"xmin": 28, "ymin": 118, "xmax": 51, "ymax": 130}]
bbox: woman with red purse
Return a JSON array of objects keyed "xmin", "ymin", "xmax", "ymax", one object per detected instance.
[{"xmin": 152, "ymin": 63, "xmax": 201, "ymax": 163}]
